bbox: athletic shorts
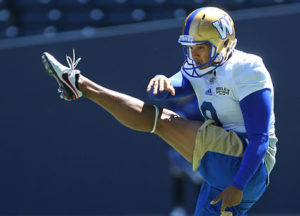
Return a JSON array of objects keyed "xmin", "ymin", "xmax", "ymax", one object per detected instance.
[{"xmin": 192, "ymin": 120, "xmax": 278, "ymax": 216}]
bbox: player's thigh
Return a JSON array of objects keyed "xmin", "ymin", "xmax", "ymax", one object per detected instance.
[
  {"xmin": 156, "ymin": 116, "xmax": 244, "ymax": 167},
  {"xmin": 156, "ymin": 108, "xmax": 203, "ymax": 162}
]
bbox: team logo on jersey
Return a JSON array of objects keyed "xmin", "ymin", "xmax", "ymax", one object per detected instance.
[
  {"xmin": 212, "ymin": 16, "xmax": 233, "ymax": 40},
  {"xmin": 205, "ymin": 88, "xmax": 213, "ymax": 95},
  {"xmin": 216, "ymin": 87, "xmax": 230, "ymax": 95}
]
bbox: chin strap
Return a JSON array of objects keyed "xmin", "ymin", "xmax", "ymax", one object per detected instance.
[{"xmin": 150, "ymin": 105, "xmax": 159, "ymax": 133}]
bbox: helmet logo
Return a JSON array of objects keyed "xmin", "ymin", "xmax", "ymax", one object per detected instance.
[
  {"xmin": 212, "ymin": 16, "xmax": 233, "ymax": 40},
  {"xmin": 178, "ymin": 35, "xmax": 194, "ymax": 44}
]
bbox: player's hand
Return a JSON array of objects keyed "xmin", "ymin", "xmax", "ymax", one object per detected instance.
[
  {"xmin": 146, "ymin": 75, "xmax": 175, "ymax": 96},
  {"xmin": 210, "ymin": 185, "xmax": 243, "ymax": 212}
]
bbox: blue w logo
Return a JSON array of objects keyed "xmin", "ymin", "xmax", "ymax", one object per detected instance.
[{"xmin": 212, "ymin": 16, "xmax": 233, "ymax": 40}]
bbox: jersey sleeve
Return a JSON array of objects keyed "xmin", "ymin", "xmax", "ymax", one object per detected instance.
[
  {"xmin": 232, "ymin": 56, "xmax": 273, "ymax": 101},
  {"xmin": 230, "ymin": 55, "xmax": 274, "ymax": 190},
  {"xmin": 148, "ymin": 72, "xmax": 195, "ymax": 101},
  {"xmin": 232, "ymin": 89, "xmax": 272, "ymax": 190}
]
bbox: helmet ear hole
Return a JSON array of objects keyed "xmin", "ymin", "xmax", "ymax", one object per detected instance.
[{"xmin": 224, "ymin": 39, "xmax": 229, "ymax": 48}]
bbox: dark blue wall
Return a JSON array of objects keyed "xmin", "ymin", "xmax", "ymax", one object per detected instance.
[{"xmin": 0, "ymin": 12, "xmax": 299, "ymax": 215}]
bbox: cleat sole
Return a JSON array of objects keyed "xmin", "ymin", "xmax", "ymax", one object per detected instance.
[{"xmin": 42, "ymin": 54, "xmax": 72, "ymax": 100}]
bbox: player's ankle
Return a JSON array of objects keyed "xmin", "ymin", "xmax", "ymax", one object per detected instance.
[{"xmin": 76, "ymin": 74, "xmax": 85, "ymax": 92}]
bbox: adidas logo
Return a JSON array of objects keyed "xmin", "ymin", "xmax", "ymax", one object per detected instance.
[{"xmin": 205, "ymin": 88, "xmax": 212, "ymax": 95}]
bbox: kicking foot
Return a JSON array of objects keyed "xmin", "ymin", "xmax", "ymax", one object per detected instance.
[{"xmin": 42, "ymin": 49, "xmax": 82, "ymax": 101}]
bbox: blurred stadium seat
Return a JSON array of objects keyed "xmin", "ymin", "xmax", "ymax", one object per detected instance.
[{"xmin": 0, "ymin": 0, "xmax": 296, "ymax": 39}]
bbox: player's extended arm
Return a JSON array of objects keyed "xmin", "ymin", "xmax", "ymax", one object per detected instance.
[
  {"xmin": 211, "ymin": 89, "xmax": 272, "ymax": 211},
  {"xmin": 232, "ymin": 88, "xmax": 272, "ymax": 190},
  {"xmin": 147, "ymin": 72, "xmax": 195, "ymax": 101}
]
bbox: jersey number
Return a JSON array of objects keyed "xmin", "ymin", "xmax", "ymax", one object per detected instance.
[{"xmin": 200, "ymin": 101, "xmax": 222, "ymax": 126}]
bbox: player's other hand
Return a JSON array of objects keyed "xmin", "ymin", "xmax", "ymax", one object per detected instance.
[
  {"xmin": 146, "ymin": 75, "xmax": 175, "ymax": 96},
  {"xmin": 210, "ymin": 185, "xmax": 243, "ymax": 212}
]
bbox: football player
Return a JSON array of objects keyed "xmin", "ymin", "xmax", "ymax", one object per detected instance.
[
  {"xmin": 42, "ymin": 6, "xmax": 277, "ymax": 216},
  {"xmin": 147, "ymin": 6, "xmax": 277, "ymax": 216}
]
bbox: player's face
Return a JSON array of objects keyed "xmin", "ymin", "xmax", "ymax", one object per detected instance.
[{"xmin": 190, "ymin": 43, "xmax": 211, "ymax": 69}]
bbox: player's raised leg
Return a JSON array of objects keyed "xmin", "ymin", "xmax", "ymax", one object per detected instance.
[
  {"xmin": 78, "ymin": 74, "xmax": 203, "ymax": 162},
  {"xmin": 42, "ymin": 51, "xmax": 202, "ymax": 162}
]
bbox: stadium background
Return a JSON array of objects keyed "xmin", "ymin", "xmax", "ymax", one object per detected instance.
[{"xmin": 0, "ymin": 0, "xmax": 299, "ymax": 215}]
